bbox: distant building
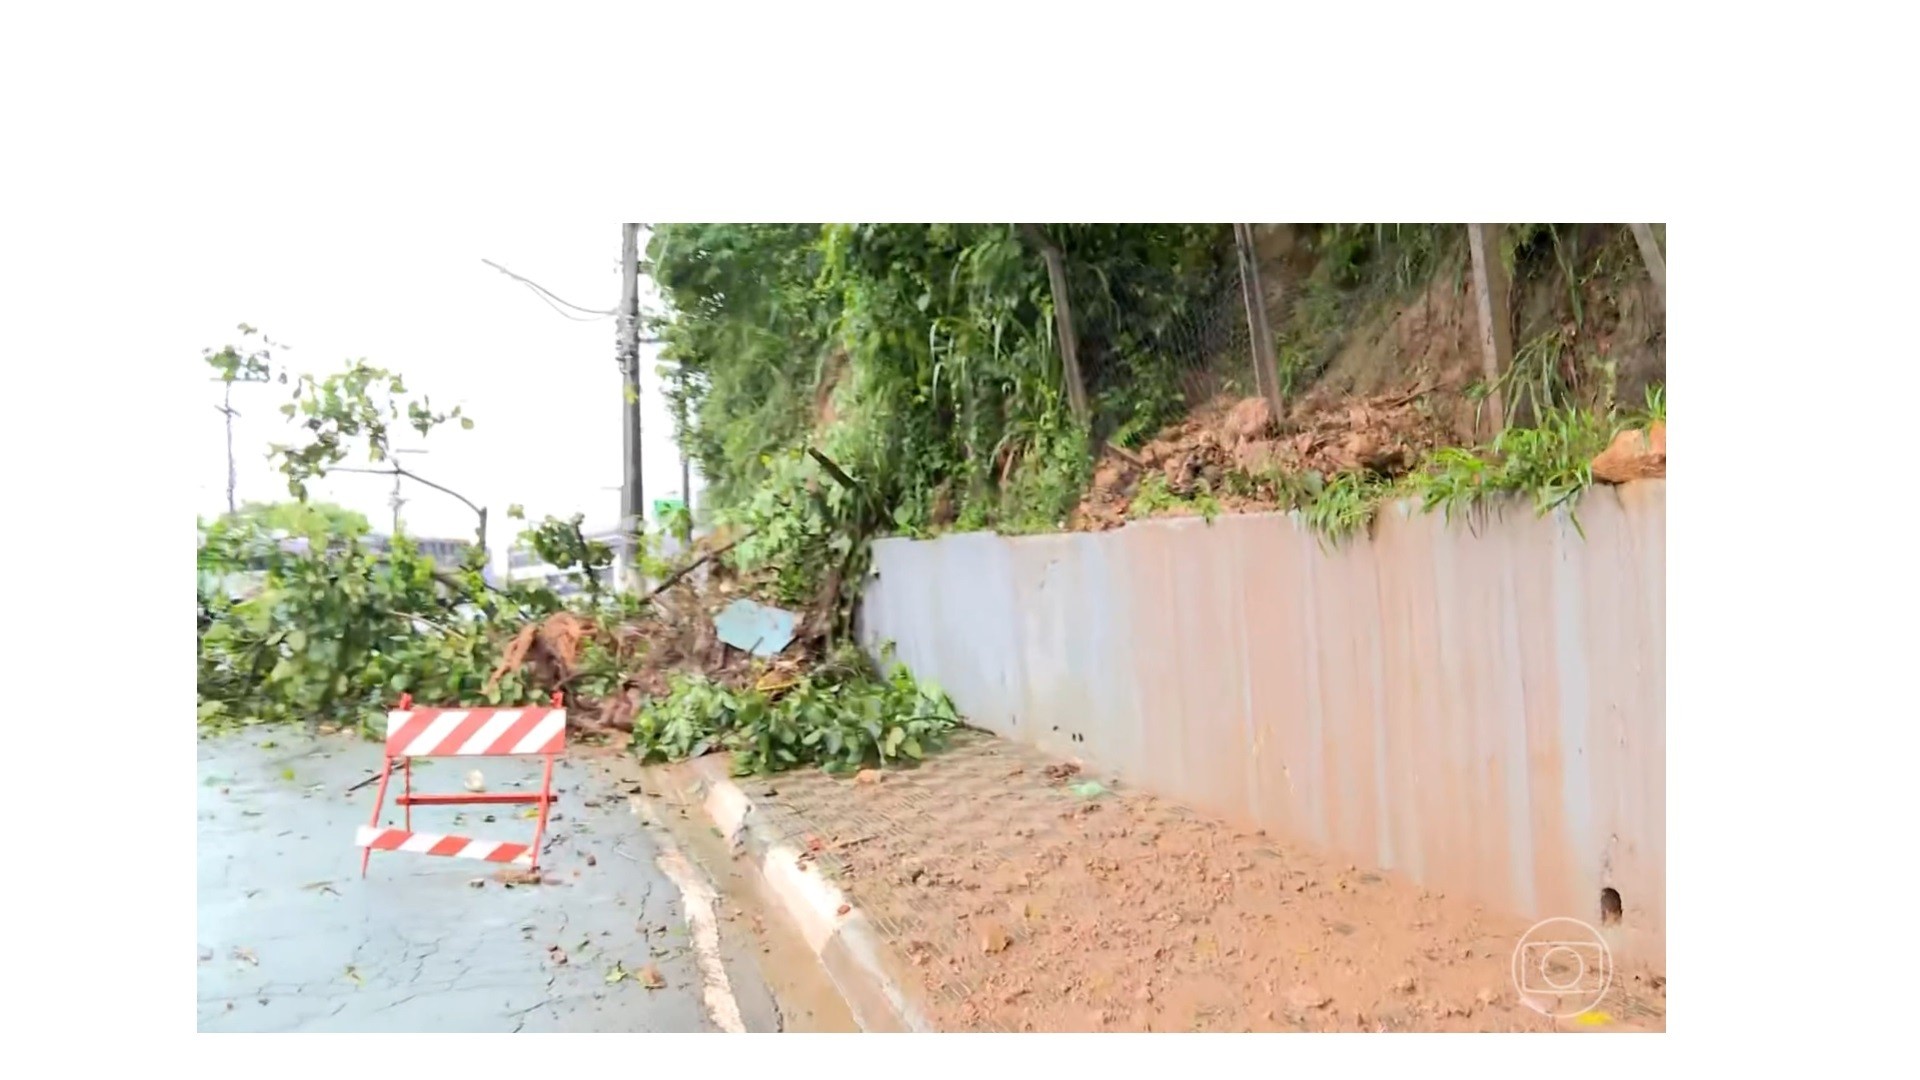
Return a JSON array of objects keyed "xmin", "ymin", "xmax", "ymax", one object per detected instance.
[
  {"xmin": 197, "ymin": 529, "xmax": 486, "ymax": 606},
  {"xmin": 364, "ymin": 533, "xmax": 476, "ymax": 572},
  {"xmin": 504, "ymin": 525, "xmax": 632, "ymax": 597}
]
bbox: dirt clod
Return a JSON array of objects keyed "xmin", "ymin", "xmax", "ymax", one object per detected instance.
[
  {"xmin": 1591, "ymin": 421, "xmax": 1666, "ymax": 483},
  {"xmin": 1224, "ymin": 396, "xmax": 1275, "ymax": 441},
  {"xmin": 979, "ymin": 922, "xmax": 1013, "ymax": 955},
  {"xmin": 1288, "ymin": 985, "xmax": 1332, "ymax": 1011}
]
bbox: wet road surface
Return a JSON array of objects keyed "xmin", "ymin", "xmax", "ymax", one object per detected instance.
[{"xmin": 196, "ymin": 730, "xmax": 788, "ymax": 1032}]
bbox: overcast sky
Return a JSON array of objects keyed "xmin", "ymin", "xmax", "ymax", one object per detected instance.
[{"xmin": 191, "ymin": 223, "xmax": 691, "ymax": 563}]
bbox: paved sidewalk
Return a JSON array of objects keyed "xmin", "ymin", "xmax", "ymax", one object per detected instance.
[
  {"xmin": 733, "ymin": 730, "xmax": 1667, "ymax": 1033},
  {"xmin": 196, "ymin": 731, "xmax": 790, "ymax": 1032}
]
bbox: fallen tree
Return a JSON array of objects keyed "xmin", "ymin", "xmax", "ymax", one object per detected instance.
[{"xmin": 196, "ymin": 329, "xmax": 951, "ymax": 776}]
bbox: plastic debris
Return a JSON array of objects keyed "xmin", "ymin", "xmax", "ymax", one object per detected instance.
[{"xmin": 713, "ymin": 598, "xmax": 799, "ymax": 657}]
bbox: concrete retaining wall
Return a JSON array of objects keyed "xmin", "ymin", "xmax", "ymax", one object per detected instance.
[{"xmin": 857, "ymin": 482, "xmax": 1665, "ymax": 944}]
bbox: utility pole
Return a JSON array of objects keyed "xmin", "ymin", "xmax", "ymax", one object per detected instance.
[
  {"xmin": 617, "ymin": 223, "xmax": 644, "ymax": 589},
  {"xmin": 210, "ymin": 369, "xmax": 270, "ymax": 515},
  {"xmin": 387, "ymin": 448, "xmax": 429, "ymax": 536},
  {"xmin": 680, "ymin": 442, "xmax": 691, "ymax": 521}
]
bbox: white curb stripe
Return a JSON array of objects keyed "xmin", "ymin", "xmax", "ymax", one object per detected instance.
[{"xmin": 629, "ymin": 796, "xmax": 746, "ymax": 1034}]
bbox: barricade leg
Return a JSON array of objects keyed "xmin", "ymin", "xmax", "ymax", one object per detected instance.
[
  {"xmin": 529, "ymin": 754, "xmax": 557, "ymax": 874},
  {"xmin": 360, "ymin": 757, "xmax": 395, "ymax": 879},
  {"xmin": 403, "ymin": 757, "xmax": 413, "ymax": 832}
]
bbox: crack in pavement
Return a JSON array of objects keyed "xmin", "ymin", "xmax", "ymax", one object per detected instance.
[{"xmin": 201, "ymin": 734, "xmax": 779, "ymax": 1032}]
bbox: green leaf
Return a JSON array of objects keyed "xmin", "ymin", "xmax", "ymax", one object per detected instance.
[
  {"xmin": 459, "ymin": 417, "xmax": 474, "ymax": 430},
  {"xmin": 901, "ymin": 737, "xmax": 923, "ymax": 760}
]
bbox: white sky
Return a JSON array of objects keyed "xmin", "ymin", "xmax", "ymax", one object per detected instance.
[{"xmin": 189, "ymin": 222, "xmax": 692, "ymax": 565}]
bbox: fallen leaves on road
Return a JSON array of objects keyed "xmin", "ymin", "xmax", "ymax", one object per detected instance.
[
  {"xmin": 604, "ymin": 958, "xmax": 665, "ymax": 989},
  {"xmin": 232, "ymin": 947, "xmax": 258, "ymax": 966},
  {"xmin": 548, "ymin": 945, "xmax": 569, "ymax": 966},
  {"xmin": 344, "ymin": 965, "xmax": 364, "ymax": 987}
]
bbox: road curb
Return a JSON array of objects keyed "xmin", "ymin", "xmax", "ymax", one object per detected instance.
[{"xmin": 647, "ymin": 755, "xmax": 935, "ymax": 1033}]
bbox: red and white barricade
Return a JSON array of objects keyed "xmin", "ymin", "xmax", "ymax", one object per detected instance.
[{"xmin": 357, "ymin": 692, "xmax": 567, "ymax": 877}]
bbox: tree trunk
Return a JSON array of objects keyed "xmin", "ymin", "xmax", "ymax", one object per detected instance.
[{"xmin": 1466, "ymin": 224, "xmax": 1515, "ymax": 435}]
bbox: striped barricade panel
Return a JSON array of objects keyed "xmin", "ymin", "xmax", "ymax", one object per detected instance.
[
  {"xmin": 355, "ymin": 826, "xmax": 534, "ymax": 865},
  {"xmin": 385, "ymin": 706, "xmax": 566, "ymax": 758},
  {"xmin": 359, "ymin": 696, "xmax": 567, "ymax": 878}
]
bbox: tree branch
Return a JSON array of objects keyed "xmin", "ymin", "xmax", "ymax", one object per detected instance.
[{"xmin": 641, "ymin": 530, "xmax": 752, "ymax": 602}]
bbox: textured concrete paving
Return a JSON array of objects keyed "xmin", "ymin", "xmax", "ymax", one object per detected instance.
[{"xmin": 196, "ymin": 730, "xmax": 785, "ymax": 1032}]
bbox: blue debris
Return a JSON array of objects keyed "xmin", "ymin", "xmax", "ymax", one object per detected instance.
[{"xmin": 712, "ymin": 598, "xmax": 799, "ymax": 657}]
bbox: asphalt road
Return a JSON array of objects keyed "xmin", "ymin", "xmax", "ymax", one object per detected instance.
[{"xmin": 196, "ymin": 729, "xmax": 787, "ymax": 1032}]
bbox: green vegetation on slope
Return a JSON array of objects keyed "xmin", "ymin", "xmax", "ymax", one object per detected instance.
[{"xmin": 650, "ymin": 223, "xmax": 1665, "ymax": 550}]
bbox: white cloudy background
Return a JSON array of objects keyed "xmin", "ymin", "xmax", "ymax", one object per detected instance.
[{"xmin": 189, "ymin": 222, "xmax": 692, "ymax": 566}]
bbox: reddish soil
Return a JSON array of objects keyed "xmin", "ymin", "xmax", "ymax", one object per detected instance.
[
  {"xmin": 1074, "ymin": 386, "xmax": 1460, "ymax": 531},
  {"xmin": 1591, "ymin": 421, "xmax": 1667, "ymax": 483},
  {"xmin": 749, "ymin": 733, "xmax": 1667, "ymax": 1033}
]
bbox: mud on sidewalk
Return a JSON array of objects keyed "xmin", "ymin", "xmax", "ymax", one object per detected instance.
[{"xmin": 649, "ymin": 730, "xmax": 1666, "ymax": 1033}]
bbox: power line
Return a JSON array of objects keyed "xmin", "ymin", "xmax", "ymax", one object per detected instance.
[
  {"xmin": 526, "ymin": 286, "xmax": 612, "ymax": 322},
  {"xmin": 480, "ymin": 257, "xmax": 617, "ymax": 318}
]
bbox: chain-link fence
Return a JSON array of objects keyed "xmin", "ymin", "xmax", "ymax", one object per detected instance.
[{"xmin": 1068, "ymin": 230, "xmax": 1267, "ymax": 448}]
